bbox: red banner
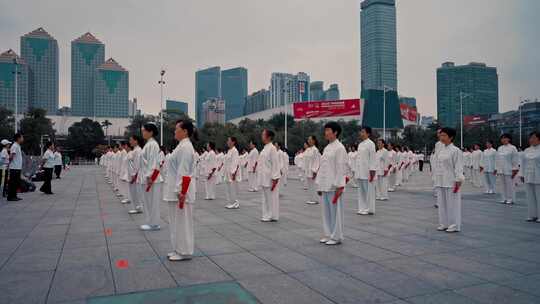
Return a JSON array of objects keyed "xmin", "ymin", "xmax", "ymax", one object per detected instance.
[
  {"xmin": 400, "ymin": 103, "xmax": 417, "ymax": 122},
  {"xmin": 464, "ymin": 115, "xmax": 488, "ymax": 127},
  {"xmin": 293, "ymin": 99, "xmax": 361, "ymax": 119}
]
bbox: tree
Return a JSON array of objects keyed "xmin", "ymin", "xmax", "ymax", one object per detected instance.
[
  {"xmin": 66, "ymin": 118, "xmax": 105, "ymax": 158},
  {"xmin": 0, "ymin": 107, "xmax": 14, "ymax": 141},
  {"xmin": 19, "ymin": 108, "xmax": 55, "ymax": 155},
  {"xmin": 124, "ymin": 114, "xmax": 155, "ymax": 139}
]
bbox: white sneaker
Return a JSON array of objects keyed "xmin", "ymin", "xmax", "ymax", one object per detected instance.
[
  {"xmin": 357, "ymin": 210, "xmax": 369, "ymax": 215},
  {"xmin": 437, "ymin": 225, "xmax": 448, "ymax": 231},
  {"xmin": 226, "ymin": 202, "xmax": 239, "ymax": 209},
  {"xmin": 445, "ymin": 225, "xmax": 459, "ymax": 233},
  {"xmin": 319, "ymin": 238, "xmax": 330, "ymax": 243},
  {"xmin": 121, "ymin": 199, "xmax": 130, "ymax": 204},
  {"xmin": 168, "ymin": 254, "xmax": 192, "ymax": 261},
  {"xmin": 306, "ymin": 201, "xmax": 319, "ymax": 205},
  {"xmin": 505, "ymin": 201, "xmax": 514, "ymax": 205},
  {"xmin": 325, "ymin": 239, "xmax": 342, "ymax": 245},
  {"xmin": 388, "ymin": 188, "xmax": 395, "ymax": 192},
  {"xmin": 167, "ymin": 252, "xmax": 175, "ymax": 257},
  {"xmin": 261, "ymin": 218, "xmax": 272, "ymax": 222}
]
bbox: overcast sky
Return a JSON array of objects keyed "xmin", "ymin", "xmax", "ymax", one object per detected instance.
[{"xmin": 0, "ymin": 0, "xmax": 538, "ymax": 118}]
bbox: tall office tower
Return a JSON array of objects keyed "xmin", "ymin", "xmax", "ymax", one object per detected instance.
[
  {"xmin": 270, "ymin": 72, "xmax": 310, "ymax": 108},
  {"xmin": 20, "ymin": 27, "xmax": 59, "ymax": 113},
  {"xmin": 0, "ymin": 50, "xmax": 29, "ymax": 113},
  {"xmin": 360, "ymin": 0, "xmax": 397, "ymax": 92},
  {"xmin": 93, "ymin": 58, "xmax": 129, "ymax": 118},
  {"xmin": 437, "ymin": 62, "xmax": 499, "ymax": 128},
  {"xmin": 71, "ymin": 32, "xmax": 105, "ymax": 117},
  {"xmin": 166, "ymin": 99, "xmax": 189, "ymax": 114},
  {"xmin": 195, "ymin": 66, "xmax": 221, "ymax": 127},
  {"xmin": 310, "ymin": 81, "xmax": 325, "ymax": 101},
  {"xmin": 222, "ymin": 67, "xmax": 247, "ymax": 121},
  {"xmin": 244, "ymin": 89, "xmax": 270, "ymax": 115},
  {"xmin": 202, "ymin": 98, "xmax": 225, "ymax": 124},
  {"xmin": 325, "ymin": 84, "xmax": 340, "ymax": 100},
  {"xmin": 293, "ymin": 72, "xmax": 310, "ymax": 102}
]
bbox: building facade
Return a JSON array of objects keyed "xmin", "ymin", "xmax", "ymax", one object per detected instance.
[
  {"xmin": 244, "ymin": 89, "xmax": 270, "ymax": 115},
  {"xmin": 20, "ymin": 27, "xmax": 59, "ymax": 114},
  {"xmin": 360, "ymin": 0, "xmax": 397, "ymax": 92},
  {"xmin": 488, "ymin": 99, "xmax": 540, "ymax": 147},
  {"xmin": 325, "ymin": 84, "xmax": 340, "ymax": 100},
  {"xmin": 93, "ymin": 58, "xmax": 128, "ymax": 118},
  {"xmin": 309, "ymin": 81, "xmax": 325, "ymax": 101},
  {"xmin": 270, "ymin": 72, "xmax": 310, "ymax": 109},
  {"xmin": 202, "ymin": 98, "xmax": 225, "ymax": 124},
  {"xmin": 166, "ymin": 99, "xmax": 189, "ymax": 114},
  {"xmin": 195, "ymin": 66, "xmax": 221, "ymax": 127},
  {"xmin": 399, "ymin": 96, "xmax": 416, "ymax": 108},
  {"xmin": 71, "ymin": 32, "xmax": 105, "ymax": 117},
  {"xmin": 437, "ymin": 62, "xmax": 499, "ymax": 128},
  {"xmin": 221, "ymin": 67, "xmax": 247, "ymax": 121},
  {"xmin": 0, "ymin": 50, "xmax": 29, "ymax": 114}
]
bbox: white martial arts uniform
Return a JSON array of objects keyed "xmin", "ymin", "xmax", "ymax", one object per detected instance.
[
  {"xmin": 387, "ymin": 149, "xmax": 397, "ymax": 191},
  {"xmin": 205, "ymin": 150, "xmax": 217, "ymax": 199},
  {"xmin": 239, "ymin": 152, "xmax": 248, "ymax": 182},
  {"xmin": 141, "ymin": 137, "xmax": 163, "ymax": 227},
  {"xmin": 224, "ymin": 147, "xmax": 240, "ymax": 206},
  {"xmin": 316, "ymin": 139, "xmax": 347, "ymax": 242},
  {"xmin": 395, "ymin": 151, "xmax": 404, "ymax": 186},
  {"xmin": 347, "ymin": 151, "xmax": 358, "ymax": 188},
  {"xmin": 433, "ymin": 142, "xmax": 464, "ymax": 231},
  {"xmin": 471, "ymin": 150, "xmax": 483, "ymax": 188},
  {"xmin": 304, "ymin": 146, "xmax": 321, "ymax": 204},
  {"xmin": 375, "ymin": 147, "xmax": 390, "ymax": 200},
  {"xmin": 216, "ymin": 152, "xmax": 224, "ymax": 184},
  {"xmin": 520, "ymin": 145, "xmax": 540, "ymax": 220},
  {"xmin": 463, "ymin": 151, "xmax": 472, "ymax": 180},
  {"xmin": 481, "ymin": 148, "xmax": 497, "ymax": 193},
  {"xmin": 257, "ymin": 143, "xmax": 281, "ymax": 221},
  {"xmin": 496, "ymin": 143, "xmax": 519, "ymax": 204},
  {"xmin": 119, "ymin": 149, "xmax": 129, "ymax": 200},
  {"xmin": 247, "ymin": 148, "xmax": 259, "ymax": 191},
  {"xmin": 354, "ymin": 139, "xmax": 377, "ymax": 214},
  {"xmin": 280, "ymin": 150, "xmax": 289, "ymax": 187},
  {"xmin": 127, "ymin": 146, "xmax": 144, "ymax": 210}
]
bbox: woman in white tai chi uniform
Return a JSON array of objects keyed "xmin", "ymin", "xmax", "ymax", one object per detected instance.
[
  {"xmin": 258, "ymin": 129, "xmax": 281, "ymax": 222},
  {"xmin": 127, "ymin": 135, "xmax": 145, "ymax": 215},
  {"xmin": 140, "ymin": 123, "xmax": 163, "ymax": 231},
  {"xmin": 481, "ymin": 140, "xmax": 497, "ymax": 194},
  {"xmin": 375, "ymin": 139, "xmax": 390, "ymax": 201},
  {"xmin": 224, "ymin": 137, "xmax": 240, "ymax": 209},
  {"xmin": 519, "ymin": 131, "xmax": 540, "ymax": 223},
  {"xmin": 495, "ymin": 133, "xmax": 519, "ymax": 205},
  {"xmin": 204, "ymin": 142, "xmax": 217, "ymax": 200},
  {"xmin": 354, "ymin": 126, "xmax": 377, "ymax": 215},
  {"xmin": 247, "ymin": 141, "xmax": 259, "ymax": 192},
  {"xmin": 304, "ymin": 136, "xmax": 321, "ymax": 205}
]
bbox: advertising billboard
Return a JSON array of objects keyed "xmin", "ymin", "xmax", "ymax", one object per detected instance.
[
  {"xmin": 293, "ymin": 99, "xmax": 361, "ymax": 119},
  {"xmin": 463, "ymin": 114, "xmax": 489, "ymax": 127},
  {"xmin": 399, "ymin": 103, "xmax": 418, "ymax": 122}
]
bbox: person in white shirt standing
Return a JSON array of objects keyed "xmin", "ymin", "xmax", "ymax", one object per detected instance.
[
  {"xmin": 7, "ymin": 133, "xmax": 24, "ymax": 201},
  {"xmin": 294, "ymin": 148, "xmax": 305, "ymax": 188},
  {"xmin": 386, "ymin": 143, "xmax": 397, "ymax": 192},
  {"xmin": 316, "ymin": 122, "xmax": 347, "ymax": 245},
  {"xmin": 463, "ymin": 148, "xmax": 472, "ymax": 180},
  {"xmin": 495, "ymin": 133, "xmax": 520, "ymax": 205},
  {"xmin": 471, "ymin": 144, "xmax": 483, "ymax": 188},
  {"xmin": 304, "ymin": 136, "xmax": 321, "ymax": 205},
  {"xmin": 119, "ymin": 142, "xmax": 130, "ymax": 203},
  {"xmin": 224, "ymin": 137, "xmax": 240, "ymax": 209},
  {"xmin": 433, "ymin": 127, "xmax": 464, "ymax": 233},
  {"xmin": 258, "ymin": 129, "xmax": 281, "ymax": 222},
  {"xmin": 481, "ymin": 140, "xmax": 497, "ymax": 194},
  {"xmin": 127, "ymin": 135, "xmax": 144, "ymax": 215},
  {"xmin": 0, "ymin": 140, "xmax": 10, "ymax": 198},
  {"xmin": 520, "ymin": 131, "xmax": 540, "ymax": 223},
  {"xmin": 40, "ymin": 141, "xmax": 55, "ymax": 195},
  {"xmin": 354, "ymin": 126, "xmax": 377, "ymax": 215},
  {"xmin": 247, "ymin": 141, "xmax": 259, "ymax": 192},
  {"xmin": 215, "ymin": 150, "xmax": 224, "ymax": 185},
  {"xmin": 276, "ymin": 142, "xmax": 289, "ymax": 189},
  {"xmin": 204, "ymin": 142, "xmax": 218, "ymax": 200},
  {"xmin": 375, "ymin": 139, "xmax": 390, "ymax": 201},
  {"xmin": 53, "ymin": 148, "xmax": 62, "ymax": 179},
  {"xmin": 140, "ymin": 123, "xmax": 163, "ymax": 231}
]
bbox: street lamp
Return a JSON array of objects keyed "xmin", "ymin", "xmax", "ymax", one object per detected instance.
[
  {"xmin": 12, "ymin": 57, "xmax": 21, "ymax": 133},
  {"xmin": 459, "ymin": 91, "xmax": 471, "ymax": 149},
  {"xmin": 158, "ymin": 69, "xmax": 166, "ymax": 145},
  {"xmin": 284, "ymin": 79, "xmax": 291, "ymax": 149},
  {"xmin": 519, "ymin": 98, "xmax": 528, "ymax": 148},
  {"xmin": 382, "ymin": 85, "xmax": 393, "ymax": 140}
]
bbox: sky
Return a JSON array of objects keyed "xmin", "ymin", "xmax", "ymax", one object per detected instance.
[{"xmin": 0, "ymin": 0, "xmax": 538, "ymax": 119}]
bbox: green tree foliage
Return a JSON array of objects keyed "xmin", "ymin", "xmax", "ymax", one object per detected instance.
[
  {"xmin": 0, "ymin": 107, "xmax": 14, "ymax": 141},
  {"xmin": 19, "ymin": 108, "xmax": 55, "ymax": 155},
  {"xmin": 66, "ymin": 118, "xmax": 105, "ymax": 158}
]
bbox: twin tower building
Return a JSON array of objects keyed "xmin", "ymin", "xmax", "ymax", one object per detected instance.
[{"xmin": 0, "ymin": 28, "xmax": 129, "ymax": 118}]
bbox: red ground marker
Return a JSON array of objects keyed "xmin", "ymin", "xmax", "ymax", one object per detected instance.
[
  {"xmin": 104, "ymin": 228, "xmax": 112, "ymax": 236},
  {"xmin": 116, "ymin": 259, "xmax": 129, "ymax": 269}
]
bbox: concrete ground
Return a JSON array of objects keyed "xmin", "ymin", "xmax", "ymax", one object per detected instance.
[{"xmin": 1, "ymin": 165, "xmax": 539, "ymax": 304}]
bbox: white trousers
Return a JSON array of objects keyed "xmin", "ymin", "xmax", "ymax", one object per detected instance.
[
  {"xmin": 376, "ymin": 175, "xmax": 388, "ymax": 199},
  {"xmin": 395, "ymin": 170, "xmax": 403, "ymax": 186},
  {"xmin": 525, "ymin": 183, "xmax": 540, "ymax": 219},
  {"xmin": 472, "ymin": 169, "xmax": 483, "ymax": 188},
  {"xmin": 120, "ymin": 180, "xmax": 129, "ymax": 197},
  {"xmin": 388, "ymin": 173, "xmax": 396, "ymax": 189},
  {"xmin": 128, "ymin": 182, "xmax": 139, "ymax": 204},
  {"xmin": 499, "ymin": 174, "xmax": 516, "ymax": 203},
  {"xmin": 205, "ymin": 176, "xmax": 216, "ymax": 199},
  {"xmin": 167, "ymin": 201, "xmax": 194, "ymax": 255},
  {"xmin": 484, "ymin": 172, "xmax": 496, "ymax": 193},
  {"xmin": 321, "ymin": 191, "xmax": 344, "ymax": 241},
  {"xmin": 248, "ymin": 172, "xmax": 258, "ymax": 191},
  {"xmin": 226, "ymin": 180, "xmax": 238, "ymax": 203},
  {"xmin": 437, "ymin": 187, "xmax": 461, "ymax": 230},
  {"xmin": 281, "ymin": 169, "xmax": 288, "ymax": 187},
  {"xmin": 143, "ymin": 183, "xmax": 162, "ymax": 226},
  {"xmin": 307, "ymin": 177, "xmax": 319, "ymax": 203},
  {"xmin": 261, "ymin": 186, "xmax": 280, "ymax": 220},
  {"xmin": 357, "ymin": 179, "xmax": 376, "ymax": 213}
]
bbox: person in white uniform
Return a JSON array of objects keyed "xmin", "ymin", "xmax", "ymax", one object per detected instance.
[
  {"xmin": 520, "ymin": 131, "xmax": 540, "ymax": 223},
  {"xmin": 224, "ymin": 137, "xmax": 240, "ymax": 209},
  {"xmin": 119, "ymin": 142, "xmax": 130, "ymax": 203},
  {"xmin": 53, "ymin": 148, "xmax": 62, "ymax": 178},
  {"xmin": 128, "ymin": 135, "xmax": 145, "ymax": 214},
  {"xmin": 276, "ymin": 142, "xmax": 289, "ymax": 189},
  {"xmin": 40, "ymin": 141, "xmax": 55, "ymax": 195},
  {"xmin": 395, "ymin": 146, "xmax": 404, "ymax": 187},
  {"xmin": 140, "ymin": 123, "xmax": 163, "ymax": 231},
  {"xmin": 495, "ymin": 133, "xmax": 519, "ymax": 204},
  {"xmin": 316, "ymin": 122, "xmax": 347, "ymax": 245},
  {"xmin": 304, "ymin": 136, "xmax": 321, "ymax": 205},
  {"xmin": 247, "ymin": 141, "xmax": 259, "ymax": 192},
  {"xmin": 0, "ymin": 140, "xmax": 10, "ymax": 198},
  {"xmin": 215, "ymin": 150, "xmax": 224, "ymax": 185},
  {"xmin": 354, "ymin": 126, "xmax": 377, "ymax": 215},
  {"xmin": 433, "ymin": 127, "xmax": 464, "ymax": 233},
  {"xmin": 471, "ymin": 144, "xmax": 483, "ymax": 188},
  {"xmin": 7, "ymin": 133, "xmax": 24, "ymax": 201},
  {"xmin": 387, "ymin": 143, "xmax": 397, "ymax": 192},
  {"xmin": 375, "ymin": 139, "xmax": 390, "ymax": 201},
  {"xmin": 258, "ymin": 129, "xmax": 281, "ymax": 222},
  {"xmin": 463, "ymin": 148, "xmax": 472, "ymax": 180},
  {"xmin": 481, "ymin": 140, "xmax": 497, "ymax": 194},
  {"xmin": 294, "ymin": 148, "xmax": 305, "ymax": 188},
  {"xmin": 204, "ymin": 142, "xmax": 217, "ymax": 200}
]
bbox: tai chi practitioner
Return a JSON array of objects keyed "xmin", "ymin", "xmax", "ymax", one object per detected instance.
[
  {"xmin": 105, "ymin": 147, "xmax": 113, "ymax": 182},
  {"xmin": 354, "ymin": 126, "xmax": 377, "ymax": 215},
  {"xmin": 520, "ymin": 131, "xmax": 540, "ymax": 223},
  {"xmin": 277, "ymin": 143, "xmax": 289, "ymax": 188},
  {"xmin": 294, "ymin": 149, "xmax": 305, "ymax": 188},
  {"xmin": 128, "ymin": 135, "xmax": 145, "ymax": 214},
  {"xmin": 119, "ymin": 142, "xmax": 130, "ymax": 203},
  {"xmin": 481, "ymin": 140, "xmax": 497, "ymax": 194},
  {"xmin": 198, "ymin": 150, "xmax": 208, "ymax": 186},
  {"xmin": 140, "ymin": 123, "xmax": 163, "ymax": 231},
  {"xmin": 495, "ymin": 133, "xmax": 519, "ymax": 204},
  {"xmin": 387, "ymin": 143, "xmax": 397, "ymax": 192},
  {"xmin": 471, "ymin": 144, "xmax": 483, "ymax": 188},
  {"xmin": 304, "ymin": 136, "xmax": 321, "ymax": 205},
  {"xmin": 239, "ymin": 150, "xmax": 248, "ymax": 183},
  {"xmin": 247, "ymin": 141, "xmax": 259, "ymax": 192},
  {"xmin": 347, "ymin": 145, "xmax": 358, "ymax": 188},
  {"xmin": 215, "ymin": 150, "xmax": 224, "ymax": 185},
  {"xmin": 395, "ymin": 146, "xmax": 404, "ymax": 187},
  {"xmin": 316, "ymin": 122, "xmax": 347, "ymax": 245},
  {"xmin": 204, "ymin": 142, "xmax": 217, "ymax": 200},
  {"xmin": 463, "ymin": 148, "xmax": 472, "ymax": 180},
  {"xmin": 111, "ymin": 145, "xmax": 120, "ymax": 192},
  {"xmin": 258, "ymin": 129, "xmax": 281, "ymax": 222},
  {"xmin": 224, "ymin": 137, "xmax": 240, "ymax": 209},
  {"xmin": 375, "ymin": 139, "xmax": 390, "ymax": 201},
  {"xmin": 40, "ymin": 141, "xmax": 55, "ymax": 195},
  {"xmin": 433, "ymin": 127, "xmax": 464, "ymax": 233},
  {"xmin": 53, "ymin": 148, "xmax": 62, "ymax": 178}
]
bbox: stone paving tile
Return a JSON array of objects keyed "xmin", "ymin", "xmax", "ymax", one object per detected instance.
[
  {"xmin": 47, "ymin": 265, "xmax": 115, "ymax": 303},
  {"xmin": 406, "ymin": 290, "xmax": 481, "ymax": 304},
  {"xmin": 209, "ymin": 252, "xmax": 282, "ymax": 279},
  {"xmin": 165, "ymin": 256, "xmax": 233, "ymax": 286},
  {"xmin": 1, "ymin": 249, "xmax": 60, "ymax": 273},
  {"xmin": 251, "ymin": 247, "xmax": 326, "ymax": 273},
  {"xmin": 454, "ymin": 283, "xmax": 539, "ymax": 304},
  {"xmin": 498, "ymin": 273, "xmax": 540, "ymax": 297},
  {"xmin": 0, "ymin": 270, "xmax": 54, "ymax": 304}
]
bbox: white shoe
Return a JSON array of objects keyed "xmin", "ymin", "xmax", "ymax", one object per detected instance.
[
  {"xmin": 306, "ymin": 201, "xmax": 319, "ymax": 205},
  {"xmin": 167, "ymin": 252, "xmax": 176, "ymax": 257},
  {"xmin": 319, "ymin": 238, "xmax": 330, "ymax": 243},
  {"xmin": 505, "ymin": 201, "xmax": 514, "ymax": 205},
  {"xmin": 325, "ymin": 239, "xmax": 342, "ymax": 245},
  {"xmin": 128, "ymin": 208, "xmax": 143, "ymax": 214},
  {"xmin": 388, "ymin": 188, "xmax": 395, "ymax": 192},
  {"xmin": 437, "ymin": 225, "xmax": 448, "ymax": 231},
  {"xmin": 226, "ymin": 202, "xmax": 239, "ymax": 209},
  {"xmin": 121, "ymin": 199, "xmax": 130, "ymax": 204},
  {"xmin": 357, "ymin": 210, "xmax": 369, "ymax": 215},
  {"xmin": 168, "ymin": 254, "xmax": 192, "ymax": 261},
  {"xmin": 140, "ymin": 224, "xmax": 160, "ymax": 231},
  {"xmin": 261, "ymin": 218, "xmax": 272, "ymax": 222},
  {"xmin": 445, "ymin": 225, "xmax": 459, "ymax": 233}
]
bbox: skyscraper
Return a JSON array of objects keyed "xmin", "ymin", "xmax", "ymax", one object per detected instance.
[
  {"xmin": 437, "ymin": 62, "xmax": 499, "ymax": 128},
  {"xmin": 325, "ymin": 84, "xmax": 340, "ymax": 100},
  {"xmin": 270, "ymin": 72, "xmax": 310, "ymax": 109},
  {"xmin": 309, "ymin": 81, "xmax": 325, "ymax": 101},
  {"xmin": 93, "ymin": 58, "xmax": 129, "ymax": 118},
  {"xmin": 71, "ymin": 32, "xmax": 105, "ymax": 117},
  {"xmin": 202, "ymin": 98, "xmax": 225, "ymax": 124},
  {"xmin": 244, "ymin": 89, "xmax": 270, "ymax": 115},
  {"xmin": 20, "ymin": 27, "xmax": 59, "ymax": 113},
  {"xmin": 0, "ymin": 50, "xmax": 29, "ymax": 114},
  {"xmin": 221, "ymin": 67, "xmax": 247, "ymax": 121},
  {"xmin": 360, "ymin": 0, "xmax": 397, "ymax": 92},
  {"xmin": 195, "ymin": 66, "xmax": 221, "ymax": 127},
  {"xmin": 166, "ymin": 99, "xmax": 189, "ymax": 114}
]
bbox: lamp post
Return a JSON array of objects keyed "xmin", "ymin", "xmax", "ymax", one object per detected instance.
[
  {"xmin": 12, "ymin": 58, "xmax": 20, "ymax": 133},
  {"xmin": 284, "ymin": 79, "xmax": 291, "ymax": 149},
  {"xmin": 519, "ymin": 98, "xmax": 527, "ymax": 148},
  {"xmin": 459, "ymin": 91, "xmax": 471, "ymax": 149},
  {"xmin": 382, "ymin": 86, "xmax": 393, "ymax": 140},
  {"xmin": 158, "ymin": 69, "xmax": 166, "ymax": 145}
]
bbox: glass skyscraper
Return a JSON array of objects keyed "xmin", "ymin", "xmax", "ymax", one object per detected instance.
[
  {"xmin": 195, "ymin": 66, "xmax": 221, "ymax": 127},
  {"xmin": 0, "ymin": 50, "xmax": 29, "ymax": 113},
  {"xmin": 221, "ymin": 67, "xmax": 247, "ymax": 121},
  {"xmin": 437, "ymin": 62, "xmax": 499, "ymax": 128},
  {"xmin": 71, "ymin": 32, "xmax": 105, "ymax": 117},
  {"xmin": 93, "ymin": 58, "xmax": 129, "ymax": 118},
  {"xmin": 20, "ymin": 27, "xmax": 59, "ymax": 114},
  {"xmin": 166, "ymin": 99, "xmax": 189, "ymax": 114},
  {"xmin": 360, "ymin": 0, "xmax": 397, "ymax": 92}
]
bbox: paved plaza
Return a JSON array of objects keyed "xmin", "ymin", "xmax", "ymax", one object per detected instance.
[{"xmin": 1, "ymin": 166, "xmax": 540, "ymax": 304}]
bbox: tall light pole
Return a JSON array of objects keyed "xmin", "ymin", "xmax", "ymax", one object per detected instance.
[
  {"xmin": 519, "ymin": 98, "xmax": 527, "ymax": 148},
  {"xmin": 284, "ymin": 79, "xmax": 291, "ymax": 149},
  {"xmin": 459, "ymin": 92, "xmax": 471, "ymax": 149},
  {"xmin": 382, "ymin": 86, "xmax": 393, "ymax": 140},
  {"xmin": 13, "ymin": 58, "xmax": 20, "ymax": 133},
  {"xmin": 158, "ymin": 69, "xmax": 166, "ymax": 145}
]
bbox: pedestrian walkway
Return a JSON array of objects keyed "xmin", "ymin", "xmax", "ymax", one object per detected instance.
[{"xmin": 1, "ymin": 166, "xmax": 540, "ymax": 304}]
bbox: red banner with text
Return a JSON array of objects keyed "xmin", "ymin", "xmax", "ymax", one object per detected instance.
[
  {"xmin": 293, "ymin": 99, "xmax": 361, "ymax": 119},
  {"xmin": 399, "ymin": 103, "xmax": 418, "ymax": 122}
]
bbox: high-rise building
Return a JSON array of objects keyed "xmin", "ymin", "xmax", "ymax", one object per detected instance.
[
  {"xmin": 71, "ymin": 32, "xmax": 105, "ymax": 117},
  {"xmin": 244, "ymin": 89, "xmax": 270, "ymax": 115},
  {"xmin": 93, "ymin": 58, "xmax": 128, "ymax": 117},
  {"xmin": 222, "ymin": 67, "xmax": 247, "ymax": 121},
  {"xmin": 325, "ymin": 84, "xmax": 340, "ymax": 101},
  {"xmin": 20, "ymin": 27, "xmax": 59, "ymax": 114},
  {"xmin": 195, "ymin": 66, "xmax": 221, "ymax": 127},
  {"xmin": 128, "ymin": 98, "xmax": 138, "ymax": 117},
  {"xmin": 0, "ymin": 50, "xmax": 29, "ymax": 113},
  {"xmin": 310, "ymin": 81, "xmax": 325, "ymax": 101},
  {"xmin": 399, "ymin": 96, "xmax": 416, "ymax": 108},
  {"xmin": 166, "ymin": 99, "xmax": 189, "ymax": 114},
  {"xmin": 437, "ymin": 62, "xmax": 499, "ymax": 127},
  {"xmin": 270, "ymin": 72, "xmax": 310, "ymax": 108},
  {"xmin": 360, "ymin": 0, "xmax": 397, "ymax": 92},
  {"xmin": 202, "ymin": 98, "xmax": 225, "ymax": 124}
]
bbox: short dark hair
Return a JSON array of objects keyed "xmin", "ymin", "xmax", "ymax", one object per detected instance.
[
  {"xmin": 440, "ymin": 127, "xmax": 457, "ymax": 141},
  {"xmin": 324, "ymin": 121, "xmax": 342, "ymax": 137},
  {"xmin": 486, "ymin": 139, "xmax": 494, "ymax": 145},
  {"xmin": 121, "ymin": 141, "xmax": 129, "ymax": 146},
  {"xmin": 529, "ymin": 131, "xmax": 540, "ymax": 140},
  {"xmin": 143, "ymin": 123, "xmax": 158, "ymax": 137},
  {"xmin": 177, "ymin": 119, "xmax": 197, "ymax": 140},
  {"xmin": 208, "ymin": 142, "xmax": 216, "ymax": 150},
  {"xmin": 308, "ymin": 135, "xmax": 318, "ymax": 147},
  {"xmin": 229, "ymin": 136, "xmax": 237, "ymax": 145},
  {"xmin": 263, "ymin": 129, "xmax": 275, "ymax": 140},
  {"xmin": 130, "ymin": 135, "xmax": 144, "ymax": 147},
  {"xmin": 13, "ymin": 133, "xmax": 23, "ymax": 142},
  {"xmin": 501, "ymin": 133, "xmax": 512, "ymax": 142},
  {"xmin": 45, "ymin": 141, "xmax": 53, "ymax": 149},
  {"xmin": 361, "ymin": 126, "xmax": 372, "ymax": 135}
]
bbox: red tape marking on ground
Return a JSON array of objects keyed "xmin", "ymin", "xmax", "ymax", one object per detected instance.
[
  {"xmin": 116, "ymin": 259, "xmax": 129, "ymax": 269},
  {"xmin": 105, "ymin": 228, "xmax": 112, "ymax": 236}
]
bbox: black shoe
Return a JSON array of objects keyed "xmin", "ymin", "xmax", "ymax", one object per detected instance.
[
  {"xmin": 45, "ymin": 192, "xmax": 53, "ymax": 195},
  {"xmin": 7, "ymin": 197, "xmax": 21, "ymax": 201}
]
